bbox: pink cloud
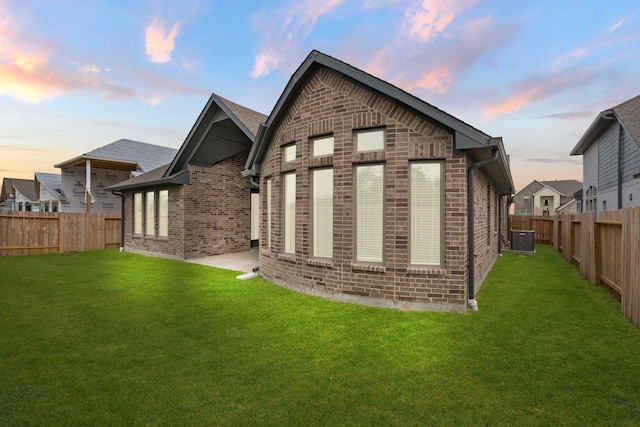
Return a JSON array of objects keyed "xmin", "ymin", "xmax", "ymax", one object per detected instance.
[
  {"xmin": 482, "ymin": 87, "xmax": 545, "ymax": 117},
  {"xmin": 404, "ymin": 0, "xmax": 478, "ymax": 41},
  {"xmin": 415, "ymin": 66, "xmax": 453, "ymax": 93},
  {"xmin": 251, "ymin": 0, "xmax": 346, "ymax": 78},
  {"xmin": 145, "ymin": 18, "xmax": 180, "ymax": 63}
]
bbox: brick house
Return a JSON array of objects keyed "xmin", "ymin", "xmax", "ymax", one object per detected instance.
[
  {"xmin": 243, "ymin": 51, "xmax": 514, "ymax": 312},
  {"xmin": 513, "ymin": 179, "xmax": 582, "ymax": 216},
  {"xmin": 109, "ymin": 94, "xmax": 267, "ymax": 260}
]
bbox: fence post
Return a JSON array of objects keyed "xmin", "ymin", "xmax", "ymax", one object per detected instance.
[
  {"xmin": 593, "ymin": 220, "xmax": 602, "ymax": 287},
  {"xmin": 58, "ymin": 214, "xmax": 64, "ymax": 253}
]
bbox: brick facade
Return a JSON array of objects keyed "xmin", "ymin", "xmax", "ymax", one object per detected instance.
[
  {"xmin": 258, "ymin": 68, "xmax": 501, "ymax": 311},
  {"xmin": 123, "ymin": 151, "xmax": 253, "ymax": 259}
]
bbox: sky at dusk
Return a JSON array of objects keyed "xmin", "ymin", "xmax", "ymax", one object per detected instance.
[{"xmin": 1, "ymin": 0, "xmax": 639, "ymax": 192}]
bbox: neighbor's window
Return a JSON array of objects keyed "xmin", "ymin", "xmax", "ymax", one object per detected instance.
[
  {"xmin": 312, "ymin": 168, "xmax": 333, "ymax": 258},
  {"xmin": 266, "ymin": 178, "xmax": 272, "ymax": 248},
  {"xmin": 283, "ymin": 173, "xmax": 296, "ymax": 253},
  {"xmin": 145, "ymin": 191, "xmax": 155, "ymax": 236},
  {"xmin": 356, "ymin": 164, "xmax": 384, "ymax": 262},
  {"xmin": 134, "ymin": 193, "xmax": 142, "ymax": 235},
  {"xmin": 356, "ymin": 128, "xmax": 384, "ymax": 152},
  {"xmin": 410, "ymin": 162, "xmax": 442, "ymax": 265},
  {"xmin": 312, "ymin": 135, "xmax": 334, "ymax": 157},
  {"xmin": 283, "ymin": 144, "xmax": 296, "ymax": 163},
  {"xmin": 158, "ymin": 190, "xmax": 168, "ymax": 237}
]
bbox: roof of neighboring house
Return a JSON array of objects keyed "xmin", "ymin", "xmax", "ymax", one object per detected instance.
[
  {"xmin": 54, "ymin": 138, "xmax": 178, "ymax": 172},
  {"xmin": 34, "ymin": 172, "xmax": 63, "ymax": 199},
  {"xmin": 244, "ymin": 50, "xmax": 514, "ymax": 194},
  {"xmin": 11, "ymin": 179, "xmax": 38, "ymax": 202},
  {"xmin": 109, "ymin": 94, "xmax": 266, "ymax": 192},
  {"xmin": 540, "ymin": 179, "xmax": 583, "ymax": 196},
  {"xmin": 571, "ymin": 94, "xmax": 640, "ymax": 155}
]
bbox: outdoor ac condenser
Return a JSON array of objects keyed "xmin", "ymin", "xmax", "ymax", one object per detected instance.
[{"xmin": 511, "ymin": 230, "xmax": 535, "ymax": 252}]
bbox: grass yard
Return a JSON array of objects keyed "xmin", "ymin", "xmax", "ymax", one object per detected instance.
[{"xmin": 1, "ymin": 245, "xmax": 640, "ymax": 426}]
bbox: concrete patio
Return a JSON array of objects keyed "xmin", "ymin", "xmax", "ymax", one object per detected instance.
[{"xmin": 186, "ymin": 249, "xmax": 259, "ymax": 275}]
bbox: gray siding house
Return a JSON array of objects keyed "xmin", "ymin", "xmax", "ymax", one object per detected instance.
[
  {"xmin": 513, "ymin": 179, "xmax": 582, "ymax": 216},
  {"xmin": 571, "ymin": 94, "xmax": 640, "ymax": 214}
]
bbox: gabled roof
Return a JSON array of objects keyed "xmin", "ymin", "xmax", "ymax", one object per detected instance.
[
  {"xmin": 570, "ymin": 94, "xmax": 640, "ymax": 155},
  {"xmin": 11, "ymin": 179, "xmax": 38, "ymax": 202},
  {"xmin": 540, "ymin": 179, "xmax": 582, "ymax": 196},
  {"xmin": 244, "ymin": 50, "xmax": 514, "ymax": 194},
  {"xmin": 54, "ymin": 138, "xmax": 178, "ymax": 172},
  {"xmin": 109, "ymin": 94, "xmax": 266, "ymax": 192},
  {"xmin": 107, "ymin": 163, "xmax": 189, "ymax": 191},
  {"xmin": 34, "ymin": 172, "xmax": 63, "ymax": 197}
]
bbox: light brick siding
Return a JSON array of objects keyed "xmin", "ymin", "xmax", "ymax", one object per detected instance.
[
  {"xmin": 258, "ymin": 68, "xmax": 501, "ymax": 311},
  {"xmin": 124, "ymin": 151, "xmax": 252, "ymax": 259}
]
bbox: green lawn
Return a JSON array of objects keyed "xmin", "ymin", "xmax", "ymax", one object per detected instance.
[{"xmin": 1, "ymin": 245, "xmax": 640, "ymax": 426}]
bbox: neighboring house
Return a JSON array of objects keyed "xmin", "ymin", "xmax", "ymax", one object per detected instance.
[
  {"xmin": 243, "ymin": 50, "xmax": 514, "ymax": 312},
  {"xmin": 34, "ymin": 172, "xmax": 64, "ymax": 212},
  {"xmin": 513, "ymin": 179, "xmax": 582, "ymax": 216},
  {"xmin": 109, "ymin": 94, "xmax": 267, "ymax": 260},
  {"xmin": 570, "ymin": 94, "xmax": 640, "ymax": 215},
  {"xmin": 0, "ymin": 178, "xmax": 38, "ymax": 211},
  {"xmin": 54, "ymin": 139, "xmax": 177, "ymax": 213}
]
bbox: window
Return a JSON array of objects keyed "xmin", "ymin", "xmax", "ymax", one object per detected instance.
[
  {"xmin": 523, "ymin": 195, "xmax": 530, "ymax": 202},
  {"xmin": 487, "ymin": 183, "xmax": 491, "ymax": 246},
  {"xmin": 312, "ymin": 136, "xmax": 334, "ymax": 157},
  {"xmin": 283, "ymin": 144, "xmax": 296, "ymax": 163},
  {"xmin": 543, "ymin": 199, "xmax": 549, "ymax": 206},
  {"xmin": 250, "ymin": 191, "xmax": 260, "ymax": 241},
  {"xmin": 134, "ymin": 193, "xmax": 142, "ymax": 235},
  {"xmin": 312, "ymin": 168, "xmax": 333, "ymax": 258},
  {"xmin": 410, "ymin": 162, "xmax": 442, "ymax": 265},
  {"xmin": 266, "ymin": 178, "xmax": 272, "ymax": 247},
  {"xmin": 158, "ymin": 190, "xmax": 168, "ymax": 237},
  {"xmin": 356, "ymin": 129, "xmax": 384, "ymax": 152},
  {"xmin": 356, "ymin": 164, "xmax": 384, "ymax": 262},
  {"xmin": 283, "ymin": 173, "xmax": 296, "ymax": 253},
  {"xmin": 145, "ymin": 191, "xmax": 155, "ymax": 236}
]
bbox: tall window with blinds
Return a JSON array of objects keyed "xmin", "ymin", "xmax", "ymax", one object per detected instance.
[
  {"xmin": 145, "ymin": 191, "xmax": 155, "ymax": 236},
  {"xmin": 134, "ymin": 193, "xmax": 142, "ymax": 235},
  {"xmin": 312, "ymin": 168, "xmax": 333, "ymax": 258},
  {"xmin": 356, "ymin": 164, "xmax": 384, "ymax": 262},
  {"xmin": 283, "ymin": 173, "xmax": 296, "ymax": 253},
  {"xmin": 266, "ymin": 178, "xmax": 272, "ymax": 248},
  {"xmin": 410, "ymin": 162, "xmax": 443, "ymax": 265},
  {"xmin": 158, "ymin": 190, "xmax": 168, "ymax": 237}
]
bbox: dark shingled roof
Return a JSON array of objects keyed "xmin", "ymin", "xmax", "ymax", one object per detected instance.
[
  {"xmin": 11, "ymin": 179, "xmax": 38, "ymax": 202},
  {"xmin": 612, "ymin": 94, "xmax": 640, "ymax": 146},
  {"xmin": 540, "ymin": 179, "xmax": 583, "ymax": 196},
  {"xmin": 571, "ymin": 94, "xmax": 640, "ymax": 155}
]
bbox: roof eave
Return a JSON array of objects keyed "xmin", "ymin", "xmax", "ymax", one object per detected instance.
[{"xmin": 107, "ymin": 170, "xmax": 190, "ymax": 192}]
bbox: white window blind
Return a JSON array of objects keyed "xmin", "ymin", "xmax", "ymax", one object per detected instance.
[
  {"xmin": 134, "ymin": 193, "xmax": 142, "ymax": 235},
  {"xmin": 251, "ymin": 192, "xmax": 260, "ymax": 240},
  {"xmin": 145, "ymin": 191, "xmax": 155, "ymax": 236},
  {"xmin": 158, "ymin": 190, "xmax": 168, "ymax": 237},
  {"xmin": 356, "ymin": 129, "xmax": 384, "ymax": 152},
  {"xmin": 313, "ymin": 168, "xmax": 333, "ymax": 258},
  {"xmin": 266, "ymin": 178, "xmax": 272, "ymax": 247},
  {"xmin": 283, "ymin": 173, "xmax": 296, "ymax": 253},
  {"xmin": 284, "ymin": 144, "xmax": 296, "ymax": 162},
  {"xmin": 410, "ymin": 162, "xmax": 442, "ymax": 265},
  {"xmin": 356, "ymin": 165, "xmax": 384, "ymax": 262},
  {"xmin": 312, "ymin": 136, "xmax": 334, "ymax": 157}
]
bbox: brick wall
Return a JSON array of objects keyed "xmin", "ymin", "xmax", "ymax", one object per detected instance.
[
  {"xmin": 258, "ymin": 67, "xmax": 496, "ymax": 311},
  {"xmin": 124, "ymin": 151, "xmax": 252, "ymax": 259}
]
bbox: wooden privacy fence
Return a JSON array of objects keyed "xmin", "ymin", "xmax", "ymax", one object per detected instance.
[
  {"xmin": 510, "ymin": 208, "xmax": 640, "ymax": 329},
  {"xmin": 0, "ymin": 212, "xmax": 121, "ymax": 256}
]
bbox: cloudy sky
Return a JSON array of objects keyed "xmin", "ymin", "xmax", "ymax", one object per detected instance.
[{"xmin": 1, "ymin": 0, "xmax": 639, "ymax": 191}]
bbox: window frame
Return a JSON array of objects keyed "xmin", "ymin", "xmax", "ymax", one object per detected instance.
[
  {"xmin": 311, "ymin": 135, "xmax": 334, "ymax": 157},
  {"xmin": 133, "ymin": 193, "xmax": 143, "ymax": 235},
  {"xmin": 355, "ymin": 128, "xmax": 385, "ymax": 152},
  {"xmin": 283, "ymin": 143, "xmax": 296, "ymax": 163},
  {"xmin": 158, "ymin": 189, "xmax": 168, "ymax": 238},
  {"xmin": 409, "ymin": 161, "xmax": 444, "ymax": 267},
  {"xmin": 145, "ymin": 191, "xmax": 155, "ymax": 236},
  {"xmin": 355, "ymin": 163, "xmax": 385, "ymax": 263},
  {"xmin": 283, "ymin": 172, "xmax": 296, "ymax": 254},
  {"xmin": 311, "ymin": 167, "xmax": 334, "ymax": 259}
]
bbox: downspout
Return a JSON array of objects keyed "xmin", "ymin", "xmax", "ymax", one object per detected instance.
[
  {"xmin": 112, "ymin": 190, "xmax": 125, "ymax": 252},
  {"xmin": 617, "ymin": 122, "xmax": 623, "ymax": 209},
  {"xmin": 467, "ymin": 147, "xmax": 499, "ymax": 311}
]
